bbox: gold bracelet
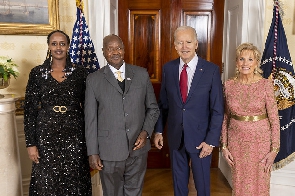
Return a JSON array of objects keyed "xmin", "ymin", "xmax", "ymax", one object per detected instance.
[{"xmin": 271, "ymin": 147, "xmax": 280, "ymax": 154}]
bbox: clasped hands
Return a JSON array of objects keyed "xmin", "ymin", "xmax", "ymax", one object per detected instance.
[
  {"xmin": 89, "ymin": 130, "xmax": 148, "ymax": 170},
  {"xmin": 153, "ymin": 133, "xmax": 213, "ymax": 158}
]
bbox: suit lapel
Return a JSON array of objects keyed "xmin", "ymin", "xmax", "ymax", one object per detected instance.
[
  {"xmin": 104, "ymin": 65, "xmax": 123, "ymax": 94},
  {"xmin": 171, "ymin": 59, "xmax": 183, "ymax": 105},
  {"xmin": 186, "ymin": 60, "xmax": 205, "ymax": 103},
  {"xmin": 124, "ymin": 64, "xmax": 134, "ymax": 94}
]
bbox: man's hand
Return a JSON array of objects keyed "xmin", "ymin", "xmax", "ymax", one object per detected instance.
[
  {"xmin": 27, "ymin": 146, "xmax": 40, "ymax": 164},
  {"xmin": 89, "ymin": 154, "xmax": 103, "ymax": 170},
  {"xmin": 133, "ymin": 130, "xmax": 148, "ymax": 150},
  {"xmin": 153, "ymin": 133, "xmax": 163, "ymax": 149},
  {"xmin": 196, "ymin": 142, "xmax": 213, "ymax": 158}
]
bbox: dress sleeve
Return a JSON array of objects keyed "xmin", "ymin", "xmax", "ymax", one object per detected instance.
[
  {"xmin": 265, "ymin": 79, "xmax": 280, "ymax": 152},
  {"xmin": 24, "ymin": 68, "xmax": 41, "ymax": 147},
  {"xmin": 221, "ymin": 82, "xmax": 229, "ymax": 148},
  {"xmin": 78, "ymin": 66, "xmax": 88, "ymax": 110}
]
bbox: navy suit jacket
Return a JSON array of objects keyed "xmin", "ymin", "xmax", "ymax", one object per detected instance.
[{"xmin": 155, "ymin": 57, "xmax": 224, "ymax": 153}]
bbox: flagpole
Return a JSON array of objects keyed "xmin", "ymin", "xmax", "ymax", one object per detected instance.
[
  {"xmin": 76, "ymin": 0, "xmax": 84, "ymax": 11},
  {"xmin": 271, "ymin": 0, "xmax": 279, "ymax": 80}
]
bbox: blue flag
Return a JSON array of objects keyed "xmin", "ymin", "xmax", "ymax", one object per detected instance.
[
  {"xmin": 69, "ymin": 7, "xmax": 100, "ymax": 74},
  {"xmin": 261, "ymin": 2, "xmax": 295, "ymax": 170}
]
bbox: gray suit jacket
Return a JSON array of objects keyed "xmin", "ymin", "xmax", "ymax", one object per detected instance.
[{"xmin": 85, "ymin": 64, "xmax": 159, "ymax": 161}]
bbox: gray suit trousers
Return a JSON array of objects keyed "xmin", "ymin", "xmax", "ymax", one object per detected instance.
[{"xmin": 99, "ymin": 153, "xmax": 148, "ymax": 196}]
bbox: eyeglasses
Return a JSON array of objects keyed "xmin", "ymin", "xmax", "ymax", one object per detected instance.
[{"xmin": 105, "ymin": 47, "xmax": 124, "ymax": 53}]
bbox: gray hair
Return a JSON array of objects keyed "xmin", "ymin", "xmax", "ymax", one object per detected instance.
[{"xmin": 174, "ymin": 26, "xmax": 198, "ymax": 42}]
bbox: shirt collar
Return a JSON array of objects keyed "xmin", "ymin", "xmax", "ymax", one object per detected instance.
[
  {"xmin": 109, "ymin": 62, "xmax": 126, "ymax": 74},
  {"xmin": 179, "ymin": 54, "xmax": 198, "ymax": 70}
]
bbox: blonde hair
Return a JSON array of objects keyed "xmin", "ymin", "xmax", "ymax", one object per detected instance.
[{"xmin": 236, "ymin": 43, "xmax": 263, "ymax": 75}]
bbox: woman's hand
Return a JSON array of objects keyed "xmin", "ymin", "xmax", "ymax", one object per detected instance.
[
  {"xmin": 261, "ymin": 151, "xmax": 277, "ymax": 173},
  {"xmin": 222, "ymin": 148, "xmax": 234, "ymax": 167},
  {"xmin": 27, "ymin": 146, "xmax": 40, "ymax": 164}
]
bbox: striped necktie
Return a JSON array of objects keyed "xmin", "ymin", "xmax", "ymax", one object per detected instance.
[{"xmin": 116, "ymin": 71, "xmax": 124, "ymax": 82}]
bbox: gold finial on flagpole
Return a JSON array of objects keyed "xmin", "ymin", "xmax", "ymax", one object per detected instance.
[{"xmin": 76, "ymin": 0, "xmax": 84, "ymax": 12}]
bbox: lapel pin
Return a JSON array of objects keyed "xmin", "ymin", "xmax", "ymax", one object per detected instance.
[
  {"xmin": 127, "ymin": 78, "xmax": 131, "ymax": 80},
  {"xmin": 199, "ymin": 69, "xmax": 203, "ymax": 71}
]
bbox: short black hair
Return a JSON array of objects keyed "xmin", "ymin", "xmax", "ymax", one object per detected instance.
[{"xmin": 102, "ymin": 34, "xmax": 124, "ymax": 49}]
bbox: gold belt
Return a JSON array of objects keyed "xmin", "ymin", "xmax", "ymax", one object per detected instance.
[{"xmin": 231, "ymin": 113, "xmax": 267, "ymax": 122}]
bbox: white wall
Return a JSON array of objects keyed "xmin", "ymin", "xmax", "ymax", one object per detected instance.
[
  {"xmin": 87, "ymin": 0, "xmax": 118, "ymax": 68},
  {"xmin": 270, "ymin": 161, "xmax": 295, "ymax": 195}
]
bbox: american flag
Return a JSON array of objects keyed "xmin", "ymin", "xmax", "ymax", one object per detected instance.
[
  {"xmin": 261, "ymin": 0, "xmax": 295, "ymax": 170},
  {"xmin": 69, "ymin": 6, "xmax": 100, "ymax": 74},
  {"xmin": 70, "ymin": 2, "xmax": 100, "ymax": 177}
]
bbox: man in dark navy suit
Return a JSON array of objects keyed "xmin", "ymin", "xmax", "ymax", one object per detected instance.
[{"xmin": 154, "ymin": 26, "xmax": 224, "ymax": 196}]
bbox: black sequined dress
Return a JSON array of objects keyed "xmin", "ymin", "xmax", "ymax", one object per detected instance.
[{"xmin": 24, "ymin": 63, "xmax": 91, "ymax": 195}]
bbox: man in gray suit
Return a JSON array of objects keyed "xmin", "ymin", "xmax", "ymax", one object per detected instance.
[{"xmin": 85, "ymin": 34, "xmax": 160, "ymax": 196}]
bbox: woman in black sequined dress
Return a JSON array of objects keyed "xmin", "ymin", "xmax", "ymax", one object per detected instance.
[{"xmin": 24, "ymin": 30, "xmax": 92, "ymax": 195}]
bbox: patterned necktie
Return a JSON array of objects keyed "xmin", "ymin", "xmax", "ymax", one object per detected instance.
[
  {"xmin": 179, "ymin": 64, "xmax": 188, "ymax": 103},
  {"xmin": 116, "ymin": 71, "xmax": 124, "ymax": 82}
]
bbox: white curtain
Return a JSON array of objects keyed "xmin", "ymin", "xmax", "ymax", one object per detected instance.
[
  {"xmin": 85, "ymin": 1, "xmax": 118, "ymax": 195},
  {"xmin": 85, "ymin": 0, "xmax": 111, "ymax": 196},
  {"xmin": 87, "ymin": 0, "xmax": 118, "ymax": 68}
]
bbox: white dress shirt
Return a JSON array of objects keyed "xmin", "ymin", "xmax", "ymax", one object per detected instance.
[
  {"xmin": 109, "ymin": 62, "xmax": 126, "ymax": 80},
  {"xmin": 179, "ymin": 54, "xmax": 199, "ymax": 94}
]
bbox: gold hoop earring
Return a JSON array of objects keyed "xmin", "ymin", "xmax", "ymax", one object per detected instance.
[
  {"xmin": 236, "ymin": 67, "xmax": 240, "ymax": 76},
  {"xmin": 46, "ymin": 49, "xmax": 51, "ymax": 59},
  {"xmin": 254, "ymin": 68, "xmax": 257, "ymax": 74}
]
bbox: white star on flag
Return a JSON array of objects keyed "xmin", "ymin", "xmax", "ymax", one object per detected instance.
[{"xmin": 69, "ymin": 7, "xmax": 100, "ymax": 74}]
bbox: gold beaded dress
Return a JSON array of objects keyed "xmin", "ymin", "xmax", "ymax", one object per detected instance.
[
  {"xmin": 221, "ymin": 78, "xmax": 280, "ymax": 196},
  {"xmin": 24, "ymin": 63, "xmax": 91, "ymax": 195}
]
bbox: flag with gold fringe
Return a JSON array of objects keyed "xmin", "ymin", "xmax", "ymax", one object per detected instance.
[
  {"xmin": 261, "ymin": 0, "xmax": 295, "ymax": 170},
  {"xmin": 69, "ymin": 0, "xmax": 100, "ymax": 74}
]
